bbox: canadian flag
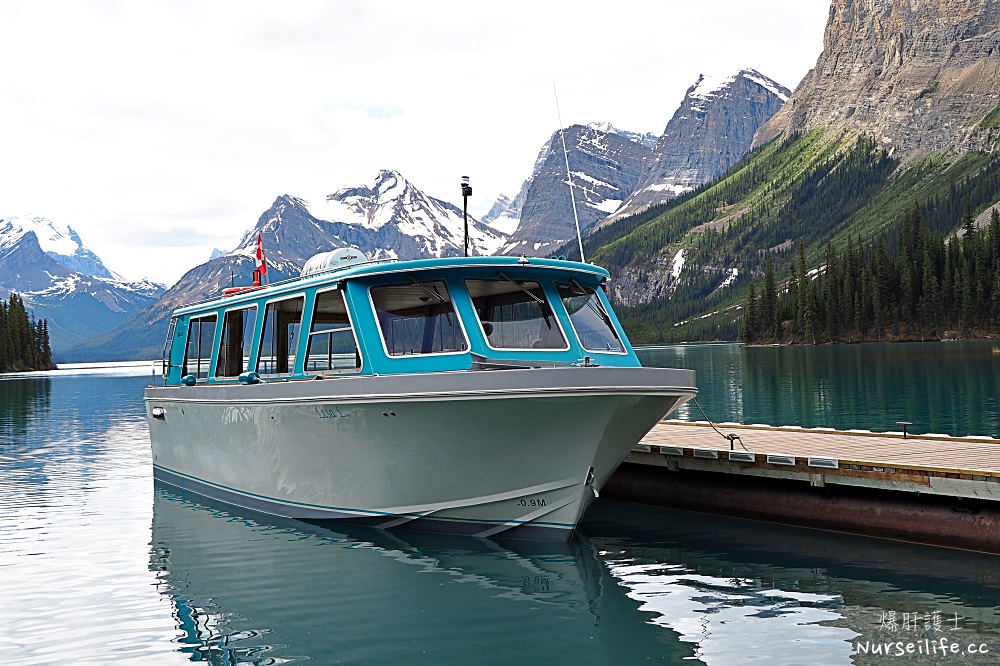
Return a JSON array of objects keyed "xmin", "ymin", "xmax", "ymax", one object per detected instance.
[{"xmin": 255, "ymin": 232, "xmax": 267, "ymax": 276}]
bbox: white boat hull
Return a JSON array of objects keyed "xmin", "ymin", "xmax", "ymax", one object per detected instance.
[{"xmin": 145, "ymin": 367, "xmax": 695, "ymax": 540}]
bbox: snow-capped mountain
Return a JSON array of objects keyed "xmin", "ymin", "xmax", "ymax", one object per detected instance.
[
  {"xmin": 69, "ymin": 171, "xmax": 508, "ymax": 361},
  {"xmin": 0, "ymin": 215, "xmax": 163, "ymax": 355},
  {"xmin": 0, "ymin": 214, "xmax": 118, "ymax": 279},
  {"xmin": 585, "ymin": 122, "xmax": 659, "ymax": 151},
  {"xmin": 216, "ymin": 170, "xmax": 506, "ymax": 270},
  {"xmin": 490, "ymin": 123, "xmax": 656, "ymax": 257},
  {"xmin": 300, "ymin": 169, "xmax": 506, "ymax": 258},
  {"xmin": 606, "ymin": 69, "xmax": 789, "ymax": 223}
]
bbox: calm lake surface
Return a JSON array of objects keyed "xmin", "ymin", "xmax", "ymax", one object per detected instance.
[
  {"xmin": 1, "ymin": 352, "xmax": 999, "ymax": 665},
  {"xmin": 638, "ymin": 340, "xmax": 1000, "ymax": 438}
]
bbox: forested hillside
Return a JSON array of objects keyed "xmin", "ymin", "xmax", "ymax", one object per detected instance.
[
  {"xmin": 0, "ymin": 292, "xmax": 55, "ymax": 372},
  {"xmin": 744, "ymin": 204, "xmax": 1000, "ymax": 344},
  {"xmin": 579, "ymin": 126, "xmax": 1000, "ymax": 344}
]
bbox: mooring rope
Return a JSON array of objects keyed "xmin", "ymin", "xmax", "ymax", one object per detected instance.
[{"xmin": 692, "ymin": 396, "xmax": 748, "ymax": 451}]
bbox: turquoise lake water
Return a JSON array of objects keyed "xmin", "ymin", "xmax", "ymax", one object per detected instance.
[
  {"xmin": 1, "ymin": 353, "xmax": 999, "ymax": 664},
  {"xmin": 639, "ymin": 340, "xmax": 1000, "ymax": 438}
]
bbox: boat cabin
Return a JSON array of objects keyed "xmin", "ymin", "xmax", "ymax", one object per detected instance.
[{"xmin": 161, "ymin": 254, "xmax": 639, "ymax": 387}]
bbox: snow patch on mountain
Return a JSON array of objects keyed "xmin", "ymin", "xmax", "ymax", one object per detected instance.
[
  {"xmin": 1, "ymin": 214, "xmax": 117, "ymax": 279},
  {"xmin": 485, "ymin": 123, "xmax": 658, "ymax": 247},
  {"xmin": 586, "ymin": 122, "xmax": 659, "ymax": 150},
  {"xmin": 1, "ymin": 214, "xmax": 78, "ymax": 256},
  {"xmin": 671, "ymin": 249, "xmax": 686, "ymax": 279},
  {"xmin": 742, "ymin": 69, "xmax": 790, "ymax": 102},
  {"xmin": 305, "ymin": 170, "xmax": 506, "ymax": 257},
  {"xmin": 603, "ymin": 69, "xmax": 790, "ymax": 225},
  {"xmin": 719, "ymin": 267, "xmax": 739, "ymax": 288}
]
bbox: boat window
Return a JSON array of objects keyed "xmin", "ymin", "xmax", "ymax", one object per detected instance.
[
  {"xmin": 257, "ymin": 296, "xmax": 305, "ymax": 376},
  {"xmin": 556, "ymin": 282, "xmax": 625, "ymax": 353},
  {"xmin": 215, "ymin": 306, "xmax": 258, "ymax": 378},
  {"xmin": 370, "ymin": 280, "xmax": 468, "ymax": 356},
  {"xmin": 306, "ymin": 290, "xmax": 360, "ymax": 373},
  {"xmin": 465, "ymin": 278, "xmax": 567, "ymax": 350},
  {"xmin": 162, "ymin": 316, "xmax": 177, "ymax": 379},
  {"xmin": 182, "ymin": 315, "xmax": 217, "ymax": 380}
]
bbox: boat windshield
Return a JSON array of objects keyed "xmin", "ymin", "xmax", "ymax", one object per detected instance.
[
  {"xmin": 465, "ymin": 278, "xmax": 567, "ymax": 350},
  {"xmin": 183, "ymin": 315, "xmax": 217, "ymax": 380},
  {"xmin": 556, "ymin": 282, "xmax": 625, "ymax": 353},
  {"xmin": 370, "ymin": 280, "xmax": 468, "ymax": 356}
]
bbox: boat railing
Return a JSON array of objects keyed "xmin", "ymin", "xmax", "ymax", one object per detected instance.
[{"xmin": 181, "ymin": 258, "xmax": 399, "ymax": 310}]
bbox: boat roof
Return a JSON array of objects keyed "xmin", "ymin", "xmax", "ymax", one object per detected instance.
[{"xmin": 172, "ymin": 255, "xmax": 611, "ymax": 317}]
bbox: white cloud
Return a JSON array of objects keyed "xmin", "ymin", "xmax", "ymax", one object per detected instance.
[{"xmin": 0, "ymin": 0, "xmax": 829, "ymax": 286}]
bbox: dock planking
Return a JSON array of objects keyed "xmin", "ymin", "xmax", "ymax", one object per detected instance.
[
  {"xmin": 609, "ymin": 421, "xmax": 1000, "ymax": 553},
  {"xmin": 634, "ymin": 421, "xmax": 1000, "ymax": 478}
]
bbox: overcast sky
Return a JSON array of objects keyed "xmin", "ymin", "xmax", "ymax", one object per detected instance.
[{"xmin": 0, "ymin": 1, "xmax": 830, "ymax": 287}]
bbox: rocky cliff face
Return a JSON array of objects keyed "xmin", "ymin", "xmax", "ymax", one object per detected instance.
[
  {"xmin": 608, "ymin": 69, "xmax": 789, "ymax": 222},
  {"xmin": 754, "ymin": 0, "xmax": 1000, "ymax": 160},
  {"xmin": 499, "ymin": 124, "xmax": 653, "ymax": 257}
]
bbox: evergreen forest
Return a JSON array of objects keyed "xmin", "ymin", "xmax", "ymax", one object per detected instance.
[
  {"xmin": 0, "ymin": 293, "xmax": 55, "ymax": 372},
  {"xmin": 742, "ymin": 204, "xmax": 1000, "ymax": 344}
]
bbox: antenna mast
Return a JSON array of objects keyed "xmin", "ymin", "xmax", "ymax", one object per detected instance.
[{"xmin": 553, "ymin": 83, "xmax": 585, "ymax": 263}]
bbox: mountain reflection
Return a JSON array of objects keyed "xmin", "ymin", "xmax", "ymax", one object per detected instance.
[{"xmin": 0, "ymin": 375, "xmax": 51, "ymax": 439}]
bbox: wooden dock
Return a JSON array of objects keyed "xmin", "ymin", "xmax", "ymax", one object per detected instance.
[{"xmin": 604, "ymin": 421, "xmax": 1000, "ymax": 553}]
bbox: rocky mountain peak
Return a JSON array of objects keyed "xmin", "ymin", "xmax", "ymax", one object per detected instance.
[
  {"xmin": 0, "ymin": 213, "xmax": 163, "ymax": 355},
  {"xmin": 498, "ymin": 123, "xmax": 655, "ymax": 257},
  {"xmin": 0, "ymin": 214, "xmax": 117, "ymax": 280},
  {"xmin": 689, "ymin": 69, "xmax": 789, "ymax": 109},
  {"xmin": 605, "ymin": 69, "xmax": 789, "ymax": 223},
  {"xmin": 586, "ymin": 122, "xmax": 660, "ymax": 150},
  {"xmin": 753, "ymin": 0, "xmax": 1000, "ymax": 160}
]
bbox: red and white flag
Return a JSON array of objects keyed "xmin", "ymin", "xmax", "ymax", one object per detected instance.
[{"xmin": 255, "ymin": 232, "xmax": 267, "ymax": 277}]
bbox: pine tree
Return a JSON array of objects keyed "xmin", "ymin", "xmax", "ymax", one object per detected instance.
[
  {"xmin": 742, "ymin": 284, "xmax": 758, "ymax": 344},
  {"xmin": 0, "ymin": 292, "xmax": 55, "ymax": 373},
  {"xmin": 760, "ymin": 257, "xmax": 777, "ymax": 341},
  {"xmin": 804, "ymin": 280, "xmax": 817, "ymax": 344},
  {"xmin": 0, "ymin": 298, "xmax": 8, "ymax": 372},
  {"xmin": 795, "ymin": 240, "xmax": 807, "ymax": 336}
]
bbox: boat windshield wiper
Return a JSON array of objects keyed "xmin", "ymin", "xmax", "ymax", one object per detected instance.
[
  {"xmin": 572, "ymin": 278, "xmax": 613, "ymax": 327},
  {"xmin": 409, "ymin": 277, "xmax": 452, "ymax": 326},
  {"xmin": 408, "ymin": 277, "xmax": 445, "ymax": 303},
  {"xmin": 499, "ymin": 271, "xmax": 552, "ymax": 328}
]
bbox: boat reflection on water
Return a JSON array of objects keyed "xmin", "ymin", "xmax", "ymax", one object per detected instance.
[
  {"xmin": 151, "ymin": 486, "xmax": 1000, "ymax": 665},
  {"xmin": 149, "ymin": 483, "xmax": 694, "ymax": 665}
]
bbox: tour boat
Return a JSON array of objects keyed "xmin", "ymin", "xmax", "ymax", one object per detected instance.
[{"xmin": 144, "ymin": 249, "xmax": 697, "ymax": 540}]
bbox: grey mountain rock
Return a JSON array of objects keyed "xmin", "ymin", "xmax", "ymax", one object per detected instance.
[
  {"xmin": 753, "ymin": 0, "xmax": 1000, "ymax": 161},
  {"xmin": 498, "ymin": 124, "xmax": 654, "ymax": 257},
  {"xmin": 483, "ymin": 123, "xmax": 658, "ymax": 243},
  {"xmin": 607, "ymin": 69, "xmax": 789, "ymax": 223}
]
